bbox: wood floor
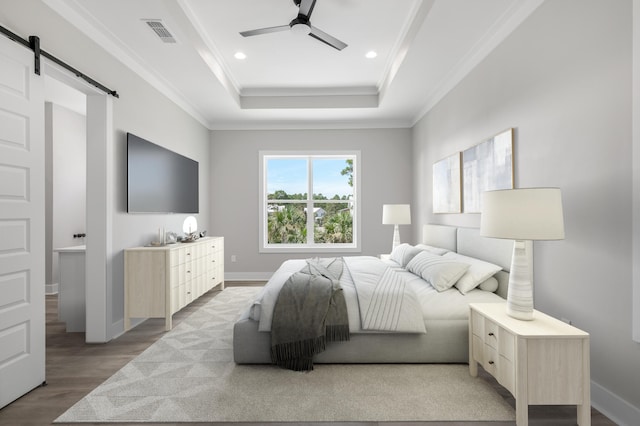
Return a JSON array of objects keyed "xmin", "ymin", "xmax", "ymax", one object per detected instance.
[{"xmin": 0, "ymin": 282, "xmax": 616, "ymax": 426}]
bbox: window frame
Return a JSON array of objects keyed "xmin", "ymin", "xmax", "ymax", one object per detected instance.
[{"xmin": 259, "ymin": 150, "xmax": 361, "ymax": 253}]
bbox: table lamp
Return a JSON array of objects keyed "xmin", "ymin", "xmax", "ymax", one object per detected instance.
[
  {"xmin": 382, "ymin": 204, "xmax": 411, "ymax": 252},
  {"xmin": 480, "ymin": 188, "xmax": 565, "ymax": 320}
]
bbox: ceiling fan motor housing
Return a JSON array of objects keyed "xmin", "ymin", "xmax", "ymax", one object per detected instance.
[{"xmin": 290, "ymin": 17, "xmax": 311, "ymax": 35}]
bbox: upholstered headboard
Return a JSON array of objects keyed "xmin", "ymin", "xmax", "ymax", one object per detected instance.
[{"xmin": 422, "ymin": 224, "xmax": 514, "ymax": 299}]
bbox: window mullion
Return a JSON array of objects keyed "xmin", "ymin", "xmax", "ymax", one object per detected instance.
[{"xmin": 307, "ymin": 158, "xmax": 314, "ymax": 245}]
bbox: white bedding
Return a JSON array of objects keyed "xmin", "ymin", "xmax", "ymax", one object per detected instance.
[{"xmin": 249, "ymin": 255, "xmax": 504, "ymax": 334}]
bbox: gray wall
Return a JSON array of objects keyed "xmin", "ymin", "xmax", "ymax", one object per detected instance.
[
  {"xmin": 412, "ymin": 0, "xmax": 639, "ymax": 422},
  {"xmin": 210, "ymin": 128, "xmax": 412, "ymax": 278},
  {"xmin": 0, "ymin": 1, "xmax": 211, "ymax": 336}
]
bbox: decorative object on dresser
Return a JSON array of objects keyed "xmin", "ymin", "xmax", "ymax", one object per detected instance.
[
  {"xmin": 480, "ymin": 188, "xmax": 565, "ymax": 320},
  {"xmin": 182, "ymin": 215, "xmax": 198, "ymax": 241},
  {"xmin": 124, "ymin": 236, "xmax": 224, "ymax": 331},
  {"xmin": 382, "ymin": 203, "xmax": 411, "ymax": 251},
  {"xmin": 469, "ymin": 302, "xmax": 590, "ymax": 426}
]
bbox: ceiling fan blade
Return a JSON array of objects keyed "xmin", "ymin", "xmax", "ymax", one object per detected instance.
[
  {"xmin": 308, "ymin": 26, "xmax": 347, "ymax": 51},
  {"xmin": 298, "ymin": 0, "xmax": 316, "ymax": 19},
  {"xmin": 240, "ymin": 25, "xmax": 290, "ymax": 37}
]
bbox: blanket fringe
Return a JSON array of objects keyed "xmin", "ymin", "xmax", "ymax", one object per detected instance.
[
  {"xmin": 325, "ymin": 324, "xmax": 350, "ymax": 342},
  {"xmin": 271, "ymin": 336, "xmax": 327, "ymax": 371}
]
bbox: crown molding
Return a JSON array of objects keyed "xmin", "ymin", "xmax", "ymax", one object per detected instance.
[
  {"xmin": 43, "ymin": 0, "xmax": 211, "ymax": 128},
  {"xmin": 208, "ymin": 118, "xmax": 413, "ymax": 131},
  {"xmin": 411, "ymin": 0, "xmax": 545, "ymax": 126}
]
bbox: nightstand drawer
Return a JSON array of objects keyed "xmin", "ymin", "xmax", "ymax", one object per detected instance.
[
  {"xmin": 483, "ymin": 343, "xmax": 498, "ymax": 376},
  {"xmin": 484, "ymin": 319, "xmax": 499, "ymax": 349}
]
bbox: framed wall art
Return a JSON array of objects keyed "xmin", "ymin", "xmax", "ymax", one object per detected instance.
[
  {"xmin": 432, "ymin": 152, "xmax": 461, "ymax": 213},
  {"xmin": 462, "ymin": 128, "xmax": 514, "ymax": 213}
]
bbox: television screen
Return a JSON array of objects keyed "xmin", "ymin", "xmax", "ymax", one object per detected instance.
[{"xmin": 127, "ymin": 133, "xmax": 199, "ymax": 214}]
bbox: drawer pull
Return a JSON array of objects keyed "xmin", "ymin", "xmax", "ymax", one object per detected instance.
[
  {"xmin": 488, "ymin": 332, "xmax": 495, "ymax": 337},
  {"xmin": 488, "ymin": 360, "xmax": 495, "ymax": 365}
]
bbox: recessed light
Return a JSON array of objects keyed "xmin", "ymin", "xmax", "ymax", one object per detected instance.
[
  {"xmin": 234, "ymin": 51, "xmax": 247, "ymax": 60},
  {"xmin": 365, "ymin": 50, "xmax": 377, "ymax": 59}
]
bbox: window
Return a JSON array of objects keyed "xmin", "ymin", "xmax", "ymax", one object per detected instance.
[{"xmin": 259, "ymin": 151, "xmax": 360, "ymax": 253}]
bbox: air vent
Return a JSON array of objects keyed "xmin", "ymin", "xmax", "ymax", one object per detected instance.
[{"xmin": 143, "ymin": 19, "xmax": 177, "ymax": 44}]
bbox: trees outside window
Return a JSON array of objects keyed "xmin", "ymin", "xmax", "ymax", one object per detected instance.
[{"xmin": 260, "ymin": 152, "xmax": 360, "ymax": 253}]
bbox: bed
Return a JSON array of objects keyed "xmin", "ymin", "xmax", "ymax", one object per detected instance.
[{"xmin": 233, "ymin": 224, "xmax": 514, "ymax": 364}]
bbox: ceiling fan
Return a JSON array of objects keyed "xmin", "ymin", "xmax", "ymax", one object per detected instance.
[{"xmin": 239, "ymin": 0, "xmax": 348, "ymax": 51}]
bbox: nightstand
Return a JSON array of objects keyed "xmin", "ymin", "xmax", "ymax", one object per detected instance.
[{"xmin": 469, "ymin": 302, "xmax": 590, "ymax": 426}]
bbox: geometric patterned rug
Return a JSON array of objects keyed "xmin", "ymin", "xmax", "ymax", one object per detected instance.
[{"xmin": 55, "ymin": 286, "xmax": 515, "ymax": 423}]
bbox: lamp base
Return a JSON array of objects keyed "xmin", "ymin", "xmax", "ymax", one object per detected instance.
[
  {"xmin": 506, "ymin": 240, "xmax": 534, "ymax": 321},
  {"xmin": 391, "ymin": 224, "xmax": 401, "ymax": 252}
]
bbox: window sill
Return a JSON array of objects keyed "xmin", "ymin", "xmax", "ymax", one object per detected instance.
[{"xmin": 259, "ymin": 245, "xmax": 361, "ymax": 254}]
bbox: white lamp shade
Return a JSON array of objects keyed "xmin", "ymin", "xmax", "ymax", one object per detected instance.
[
  {"xmin": 382, "ymin": 204, "xmax": 411, "ymax": 225},
  {"xmin": 480, "ymin": 188, "xmax": 565, "ymax": 240}
]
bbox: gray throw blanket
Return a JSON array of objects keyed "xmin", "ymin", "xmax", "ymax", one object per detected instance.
[{"xmin": 270, "ymin": 257, "xmax": 350, "ymax": 371}]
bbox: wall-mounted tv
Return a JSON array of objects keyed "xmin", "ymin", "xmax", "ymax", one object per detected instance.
[{"xmin": 127, "ymin": 132, "xmax": 199, "ymax": 214}]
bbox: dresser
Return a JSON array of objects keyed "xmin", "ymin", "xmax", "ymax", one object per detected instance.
[
  {"xmin": 124, "ymin": 236, "xmax": 224, "ymax": 331},
  {"xmin": 469, "ymin": 302, "xmax": 590, "ymax": 426}
]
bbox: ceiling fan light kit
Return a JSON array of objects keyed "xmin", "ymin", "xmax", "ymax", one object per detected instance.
[
  {"xmin": 290, "ymin": 22, "xmax": 311, "ymax": 36},
  {"xmin": 240, "ymin": 0, "xmax": 347, "ymax": 51}
]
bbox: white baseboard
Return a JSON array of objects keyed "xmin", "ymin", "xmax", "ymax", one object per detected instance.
[
  {"xmin": 109, "ymin": 318, "xmax": 125, "ymax": 341},
  {"xmin": 46, "ymin": 282, "xmax": 59, "ymax": 295},
  {"xmin": 225, "ymin": 272, "xmax": 272, "ymax": 281},
  {"xmin": 592, "ymin": 379, "xmax": 640, "ymax": 426}
]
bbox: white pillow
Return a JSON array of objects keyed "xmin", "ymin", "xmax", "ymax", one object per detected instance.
[
  {"xmin": 443, "ymin": 252, "xmax": 502, "ymax": 294},
  {"xmin": 390, "ymin": 243, "xmax": 422, "ymax": 267},
  {"xmin": 478, "ymin": 276, "xmax": 499, "ymax": 293},
  {"xmin": 415, "ymin": 244, "xmax": 449, "ymax": 256},
  {"xmin": 406, "ymin": 251, "xmax": 470, "ymax": 292}
]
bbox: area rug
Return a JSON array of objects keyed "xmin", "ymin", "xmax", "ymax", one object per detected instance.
[{"xmin": 55, "ymin": 286, "xmax": 515, "ymax": 423}]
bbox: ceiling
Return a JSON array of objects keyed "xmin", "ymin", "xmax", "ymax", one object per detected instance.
[{"xmin": 43, "ymin": 0, "xmax": 543, "ymax": 130}]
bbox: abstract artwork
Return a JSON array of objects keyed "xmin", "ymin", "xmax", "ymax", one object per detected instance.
[
  {"xmin": 462, "ymin": 129, "xmax": 513, "ymax": 213},
  {"xmin": 433, "ymin": 152, "xmax": 461, "ymax": 213}
]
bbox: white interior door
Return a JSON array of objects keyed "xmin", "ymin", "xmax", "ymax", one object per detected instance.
[{"xmin": 0, "ymin": 36, "xmax": 46, "ymax": 408}]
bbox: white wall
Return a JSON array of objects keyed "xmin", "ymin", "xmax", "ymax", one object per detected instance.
[
  {"xmin": 46, "ymin": 103, "xmax": 87, "ymax": 290},
  {"xmin": 210, "ymin": 128, "xmax": 413, "ymax": 278},
  {"xmin": 413, "ymin": 0, "xmax": 640, "ymax": 422},
  {"xmin": 0, "ymin": 1, "xmax": 211, "ymax": 338}
]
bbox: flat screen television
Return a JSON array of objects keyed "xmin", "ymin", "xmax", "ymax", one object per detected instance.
[{"xmin": 127, "ymin": 132, "xmax": 199, "ymax": 214}]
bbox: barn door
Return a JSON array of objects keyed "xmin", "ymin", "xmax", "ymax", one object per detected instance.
[{"xmin": 0, "ymin": 35, "xmax": 46, "ymax": 408}]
